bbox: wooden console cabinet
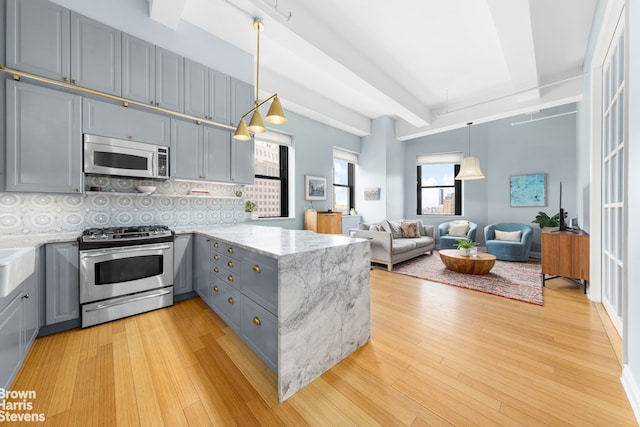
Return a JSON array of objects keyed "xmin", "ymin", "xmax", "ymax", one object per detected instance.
[
  {"xmin": 541, "ymin": 228, "xmax": 589, "ymax": 292},
  {"xmin": 304, "ymin": 211, "xmax": 342, "ymax": 234}
]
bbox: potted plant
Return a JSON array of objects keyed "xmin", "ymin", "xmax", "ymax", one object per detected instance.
[
  {"xmin": 456, "ymin": 238, "xmax": 477, "ymax": 257},
  {"xmin": 532, "ymin": 211, "xmax": 568, "ymax": 229},
  {"xmin": 244, "ymin": 200, "xmax": 258, "ymax": 219}
]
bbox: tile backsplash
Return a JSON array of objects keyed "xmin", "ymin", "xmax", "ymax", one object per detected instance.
[{"xmin": 0, "ymin": 176, "xmax": 248, "ymax": 236}]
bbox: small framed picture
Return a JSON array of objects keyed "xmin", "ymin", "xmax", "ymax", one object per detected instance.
[
  {"xmin": 305, "ymin": 175, "xmax": 327, "ymax": 200},
  {"xmin": 510, "ymin": 173, "xmax": 546, "ymax": 207},
  {"xmin": 364, "ymin": 187, "xmax": 380, "ymax": 200}
]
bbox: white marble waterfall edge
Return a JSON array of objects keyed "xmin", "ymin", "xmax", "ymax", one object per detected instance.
[{"xmin": 277, "ymin": 240, "xmax": 371, "ymax": 401}]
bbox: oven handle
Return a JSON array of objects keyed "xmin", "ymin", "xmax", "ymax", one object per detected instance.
[
  {"xmin": 80, "ymin": 244, "xmax": 173, "ymax": 258},
  {"xmin": 84, "ymin": 289, "xmax": 173, "ymax": 312}
]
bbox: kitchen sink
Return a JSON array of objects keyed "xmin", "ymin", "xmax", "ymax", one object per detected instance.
[{"xmin": 0, "ymin": 247, "xmax": 36, "ymax": 297}]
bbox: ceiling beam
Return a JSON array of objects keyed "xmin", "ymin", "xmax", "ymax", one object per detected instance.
[{"xmin": 148, "ymin": 0, "xmax": 187, "ymax": 29}]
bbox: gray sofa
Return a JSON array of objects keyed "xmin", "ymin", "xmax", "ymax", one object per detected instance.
[{"xmin": 351, "ymin": 219, "xmax": 435, "ymax": 271}]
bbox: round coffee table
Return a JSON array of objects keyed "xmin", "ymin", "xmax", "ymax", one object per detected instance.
[{"xmin": 439, "ymin": 249, "xmax": 496, "ymax": 275}]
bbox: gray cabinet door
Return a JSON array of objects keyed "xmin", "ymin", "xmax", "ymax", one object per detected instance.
[
  {"xmin": 184, "ymin": 59, "xmax": 208, "ymax": 119},
  {"xmin": 209, "ymin": 69, "xmax": 231, "ymax": 124},
  {"xmin": 122, "ymin": 34, "xmax": 155, "ymax": 105},
  {"xmin": 71, "ymin": 13, "xmax": 121, "ymax": 95},
  {"xmin": 203, "ymin": 127, "xmax": 231, "ymax": 182},
  {"xmin": 6, "ymin": 81, "xmax": 82, "ymax": 194},
  {"xmin": 22, "ymin": 262, "xmax": 39, "ymax": 351},
  {"xmin": 45, "ymin": 242, "xmax": 80, "ymax": 325},
  {"xmin": 6, "ymin": 0, "xmax": 71, "ymax": 82},
  {"xmin": 231, "ymin": 138, "xmax": 255, "ymax": 184},
  {"xmin": 174, "ymin": 234, "xmax": 193, "ymax": 296},
  {"xmin": 170, "ymin": 119, "xmax": 202, "ymax": 180},
  {"xmin": 156, "ymin": 47, "xmax": 184, "ymax": 111},
  {"xmin": 194, "ymin": 235, "xmax": 211, "ymax": 304},
  {"xmin": 0, "ymin": 292, "xmax": 23, "ymax": 390},
  {"xmin": 230, "ymin": 78, "xmax": 254, "ymax": 126},
  {"xmin": 83, "ymin": 98, "xmax": 171, "ymax": 146}
]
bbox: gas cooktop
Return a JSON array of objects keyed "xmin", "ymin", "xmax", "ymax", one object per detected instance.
[{"xmin": 79, "ymin": 225, "xmax": 174, "ymax": 248}]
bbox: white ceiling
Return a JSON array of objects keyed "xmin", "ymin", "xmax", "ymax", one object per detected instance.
[{"xmin": 149, "ymin": 0, "xmax": 597, "ymax": 140}]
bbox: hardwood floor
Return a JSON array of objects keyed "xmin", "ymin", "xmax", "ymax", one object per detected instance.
[{"xmin": 7, "ymin": 271, "xmax": 638, "ymax": 426}]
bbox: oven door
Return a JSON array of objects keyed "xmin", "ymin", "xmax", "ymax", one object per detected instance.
[{"xmin": 80, "ymin": 243, "xmax": 174, "ymax": 304}]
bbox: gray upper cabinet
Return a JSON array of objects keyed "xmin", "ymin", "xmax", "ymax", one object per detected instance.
[
  {"xmin": 71, "ymin": 13, "xmax": 121, "ymax": 96},
  {"xmin": 174, "ymin": 234, "xmax": 193, "ymax": 296},
  {"xmin": 83, "ymin": 98, "xmax": 171, "ymax": 146},
  {"xmin": 231, "ymin": 78, "xmax": 254, "ymax": 126},
  {"xmin": 45, "ymin": 242, "xmax": 80, "ymax": 325},
  {"xmin": 122, "ymin": 34, "xmax": 155, "ymax": 105},
  {"xmin": 170, "ymin": 119, "xmax": 202, "ymax": 180},
  {"xmin": 203, "ymin": 126, "xmax": 231, "ymax": 182},
  {"xmin": 231, "ymin": 138, "xmax": 255, "ymax": 184},
  {"xmin": 185, "ymin": 59, "xmax": 232, "ymax": 124},
  {"xmin": 6, "ymin": 81, "xmax": 82, "ymax": 194},
  {"xmin": 6, "ymin": 0, "xmax": 71, "ymax": 82},
  {"xmin": 156, "ymin": 47, "xmax": 184, "ymax": 112}
]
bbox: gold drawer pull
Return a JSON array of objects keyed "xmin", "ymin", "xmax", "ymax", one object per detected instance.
[
  {"xmin": 227, "ymin": 261, "xmax": 234, "ymax": 268},
  {"xmin": 227, "ymin": 297, "xmax": 234, "ymax": 304},
  {"xmin": 227, "ymin": 247, "xmax": 234, "ymax": 254},
  {"xmin": 227, "ymin": 275, "xmax": 234, "ymax": 282},
  {"xmin": 253, "ymin": 265, "xmax": 261, "ymax": 273},
  {"xmin": 213, "ymin": 285, "xmax": 219, "ymax": 292},
  {"xmin": 213, "ymin": 255, "xmax": 219, "ymax": 260},
  {"xmin": 213, "ymin": 242, "xmax": 219, "ymax": 248},
  {"xmin": 252, "ymin": 316, "xmax": 261, "ymax": 326},
  {"xmin": 213, "ymin": 267, "xmax": 219, "ymax": 273}
]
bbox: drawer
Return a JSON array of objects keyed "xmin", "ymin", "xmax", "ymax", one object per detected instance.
[
  {"xmin": 211, "ymin": 280, "xmax": 240, "ymax": 333},
  {"xmin": 212, "ymin": 264, "xmax": 239, "ymax": 289},
  {"xmin": 211, "ymin": 240, "xmax": 245, "ymax": 261},
  {"xmin": 241, "ymin": 296, "xmax": 277, "ymax": 372},
  {"xmin": 241, "ymin": 253, "xmax": 277, "ymax": 314},
  {"xmin": 212, "ymin": 251, "xmax": 241, "ymax": 273}
]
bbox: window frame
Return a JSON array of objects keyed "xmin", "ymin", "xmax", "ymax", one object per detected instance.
[
  {"xmin": 333, "ymin": 158, "xmax": 355, "ymax": 214},
  {"xmin": 416, "ymin": 163, "xmax": 462, "ymax": 216},
  {"xmin": 251, "ymin": 141, "xmax": 289, "ymax": 218}
]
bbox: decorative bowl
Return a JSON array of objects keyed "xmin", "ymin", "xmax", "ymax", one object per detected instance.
[{"xmin": 136, "ymin": 185, "xmax": 157, "ymax": 194}]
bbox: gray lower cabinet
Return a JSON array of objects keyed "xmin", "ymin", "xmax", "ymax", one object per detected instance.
[
  {"xmin": 241, "ymin": 295, "xmax": 277, "ymax": 372},
  {"xmin": 211, "ymin": 280, "xmax": 241, "ymax": 333},
  {"xmin": 156, "ymin": 47, "xmax": 184, "ymax": 112},
  {"xmin": 122, "ymin": 33, "xmax": 155, "ymax": 105},
  {"xmin": 194, "ymin": 235, "xmax": 212, "ymax": 305},
  {"xmin": 6, "ymin": 0, "xmax": 71, "ymax": 82},
  {"xmin": 83, "ymin": 98, "xmax": 171, "ymax": 146},
  {"xmin": 6, "ymin": 80, "xmax": 82, "ymax": 194},
  {"xmin": 173, "ymin": 234, "xmax": 193, "ymax": 296},
  {"xmin": 241, "ymin": 252, "xmax": 277, "ymax": 314},
  {"xmin": 71, "ymin": 12, "xmax": 121, "ymax": 96},
  {"xmin": 45, "ymin": 242, "xmax": 80, "ymax": 325}
]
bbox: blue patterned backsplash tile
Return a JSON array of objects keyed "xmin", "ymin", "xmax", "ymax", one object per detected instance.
[{"xmin": 0, "ymin": 176, "xmax": 249, "ymax": 236}]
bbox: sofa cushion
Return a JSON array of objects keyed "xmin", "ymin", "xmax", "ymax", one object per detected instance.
[
  {"xmin": 387, "ymin": 220, "xmax": 404, "ymax": 239},
  {"xmin": 391, "ymin": 239, "xmax": 418, "ymax": 255},
  {"xmin": 358, "ymin": 223, "xmax": 371, "ymax": 230},
  {"xmin": 400, "ymin": 220, "xmax": 421, "ymax": 238},
  {"xmin": 495, "ymin": 230, "xmax": 522, "ymax": 242},
  {"xmin": 413, "ymin": 236, "xmax": 434, "ymax": 249},
  {"xmin": 448, "ymin": 222, "xmax": 469, "ymax": 237}
]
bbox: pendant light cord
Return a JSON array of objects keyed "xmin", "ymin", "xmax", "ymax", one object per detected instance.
[
  {"xmin": 255, "ymin": 19, "xmax": 261, "ymax": 107},
  {"xmin": 467, "ymin": 122, "xmax": 473, "ymax": 155}
]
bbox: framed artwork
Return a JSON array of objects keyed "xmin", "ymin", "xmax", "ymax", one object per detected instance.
[
  {"xmin": 510, "ymin": 173, "xmax": 546, "ymax": 207},
  {"xmin": 364, "ymin": 187, "xmax": 381, "ymax": 200},
  {"xmin": 305, "ymin": 175, "xmax": 327, "ymax": 200}
]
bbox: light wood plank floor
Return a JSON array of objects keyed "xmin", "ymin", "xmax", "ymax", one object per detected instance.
[{"xmin": 8, "ymin": 271, "xmax": 638, "ymax": 426}]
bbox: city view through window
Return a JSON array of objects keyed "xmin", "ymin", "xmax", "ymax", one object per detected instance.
[
  {"xmin": 243, "ymin": 140, "xmax": 282, "ymax": 217},
  {"xmin": 420, "ymin": 164, "xmax": 456, "ymax": 215}
]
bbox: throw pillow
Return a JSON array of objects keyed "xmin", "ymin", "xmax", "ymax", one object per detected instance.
[
  {"xmin": 387, "ymin": 220, "xmax": 404, "ymax": 239},
  {"xmin": 358, "ymin": 223, "xmax": 370, "ymax": 230},
  {"xmin": 400, "ymin": 220, "xmax": 421, "ymax": 238},
  {"xmin": 448, "ymin": 222, "xmax": 469, "ymax": 237},
  {"xmin": 495, "ymin": 230, "xmax": 522, "ymax": 242},
  {"xmin": 371, "ymin": 224, "xmax": 385, "ymax": 232}
]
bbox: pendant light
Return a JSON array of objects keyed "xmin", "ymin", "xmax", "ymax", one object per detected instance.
[
  {"xmin": 455, "ymin": 122, "xmax": 485, "ymax": 180},
  {"xmin": 233, "ymin": 18, "xmax": 287, "ymax": 140}
]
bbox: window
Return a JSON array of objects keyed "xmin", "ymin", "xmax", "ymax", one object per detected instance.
[
  {"xmin": 243, "ymin": 132, "xmax": 291, "ymax": 218},
  {"xmin": 416, "ymin": 152, "xmax": 462, "ymax": 216},
  {"xmin": 333, "ymin": 148, "xmax": 357, "ymax": 214}
]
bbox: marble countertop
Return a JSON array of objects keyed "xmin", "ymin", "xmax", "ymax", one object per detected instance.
[{"xmin": 0, "ymin": 225, "xmax": 366, "ymax": 257}]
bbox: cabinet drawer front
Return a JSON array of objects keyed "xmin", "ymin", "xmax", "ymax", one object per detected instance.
[
  {"xmin": 212, "ymin": 252, "xmax": 241, "ymax": 273},
  {"xmin": 211, "ymin": 280, "xmax": 240, "ymax": 332},
  {"xmin": 241, "ymin": 254, "xmax": 277, "ymax": 315},
  {"xmin": 211, "ymin": 264, "xmax": 239, "ymax": 289},
  {"xmin": 211, "ymin": 241, "xmax": 245, "ymax": 261},
  {"xmin": 241, "ymin": 296, "xmax": 277, "ymax": 373}
]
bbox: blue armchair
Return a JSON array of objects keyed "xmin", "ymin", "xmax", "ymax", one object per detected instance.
[
  {"xmin": 484, "ymin": 223, "xmax": 533, "ymax": 262},
  {"xmin": 438, "ymin": 221, "xmax": 478, "ymax": 250}
]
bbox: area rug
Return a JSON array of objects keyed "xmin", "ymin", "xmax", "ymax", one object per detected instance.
[{"xmin": 376, "ymin": 252, "xmax": 543, "ymax": 305}]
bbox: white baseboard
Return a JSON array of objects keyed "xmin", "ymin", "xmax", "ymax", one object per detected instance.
[{"xmin": 621, "ymin": 365, "xmax": 640, "ymax": 424}]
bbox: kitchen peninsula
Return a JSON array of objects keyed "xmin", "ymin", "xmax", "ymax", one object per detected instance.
[{"xmin": 182, "ymin": 224, "xmax": 371, "ymax": 402}]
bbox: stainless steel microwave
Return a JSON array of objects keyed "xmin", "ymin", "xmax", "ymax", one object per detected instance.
[{"xmin": 83, "ymin": 134, "xmax": 169, "ymax": 179}]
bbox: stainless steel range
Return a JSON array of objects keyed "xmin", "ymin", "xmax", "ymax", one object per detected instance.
[{"xmin": 79, "ymin": 225, "xmax": 174, "ymax": 328}]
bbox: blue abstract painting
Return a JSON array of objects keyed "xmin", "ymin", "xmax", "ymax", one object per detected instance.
[{"xmin": 510, "ymin": 174, "xmax": 546, "ymax": 207}]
